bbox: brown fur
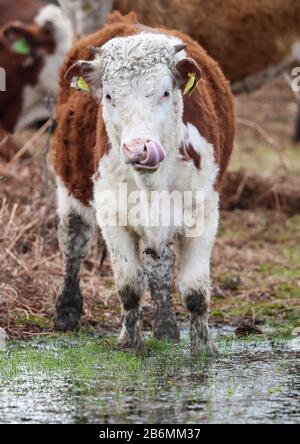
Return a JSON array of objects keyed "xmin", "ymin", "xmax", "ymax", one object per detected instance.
[
  {"xmin": 58, "ymin": 0, "xmax": 300, "ymax": 90},
  {"xmin": 113, "ymin": 0, "xmax": 300, "ymax": 84},
  {"xmin": 0, "ymin": 0, "xmax": 44, "ymax": 28},
  {"xmin": 53, "ymin": 12, "xmax": 234, "ymax": 206},
  {"xmin": 0, "ymin": 1, "xmax": 56, "ymax": 152}
]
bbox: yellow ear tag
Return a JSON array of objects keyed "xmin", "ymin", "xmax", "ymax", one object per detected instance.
[
  {"xmin": 183, "ymin": 72, "xmax": 198, "ymax": 96},
  {"xmin": 76, "ymin": 76, "xmax": 89, "ymax": 93}
]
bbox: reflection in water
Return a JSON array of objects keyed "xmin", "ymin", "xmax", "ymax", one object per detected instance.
[{"xmin": 0, "ymin": 328, "xmax": 299, "ymax": 424}]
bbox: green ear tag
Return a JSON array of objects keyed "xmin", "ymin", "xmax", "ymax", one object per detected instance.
[
  {"xmin": 183, "ymin": 72, "xmax": 198, "ymax": 96},
  {"xmin": 13, "ymin": 37, "xmax": 31, "ymax": 55},
  {"xmin": 77, "ymin": 76, "xmax": 90, "ymax": 93}
]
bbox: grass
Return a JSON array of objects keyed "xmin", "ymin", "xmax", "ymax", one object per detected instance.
[
  {"xmin": 0, "ymin": 330, "xmax": 298, "ymax": 423},
  {"xmin": 211, "ymin": 210, "xmax": 300, "ymax": 334},
  {"xmin": 231, "ymin": 142, "xmax": 300, "ymax": 178},
  {"xmin": 0, "ymin": 333, "xmax": 210, "ymax": 383},
  {"xmin": 0, "ymin": 335, "xmax": 136, "ymax": 380},
  {"xmin": 1, "ymin": 327, "xmax": 297, "ymax": 383}
]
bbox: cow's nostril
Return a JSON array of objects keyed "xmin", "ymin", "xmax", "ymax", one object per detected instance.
[{"xmin": 143, "ymin": 145, "xmax": 147, "ymax": 152}]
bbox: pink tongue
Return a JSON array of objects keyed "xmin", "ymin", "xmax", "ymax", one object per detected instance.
[{"xmin": 138, "ymin": 140, "xmax": 166, "ymax": 169}]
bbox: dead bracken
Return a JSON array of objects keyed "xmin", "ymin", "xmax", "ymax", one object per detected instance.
[{"xmin": 0, "ymin": 79, "xmax": 300, "ymax": 339}]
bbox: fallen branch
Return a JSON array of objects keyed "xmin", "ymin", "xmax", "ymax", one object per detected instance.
[{"xmin": 222, "ymin": 171, "xmax": 300, "ymax": 215}]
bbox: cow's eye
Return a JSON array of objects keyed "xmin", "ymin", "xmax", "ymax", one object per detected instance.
[
  {"xmin": 163, "ymin": 91, "xmax": 170, "ymax": 98},
  {"xmin": 105, "ymin": 94, "xmax": 112, "ymax": 101}
]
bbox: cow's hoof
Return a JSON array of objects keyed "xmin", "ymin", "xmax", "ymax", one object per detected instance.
[
  {"xmin": 190, "ymin": 339, "xmax": 218, "ymax": 357},
  {"xmin": 54, "ymin": 309, "xmax": 81, "ymax": 332},
  {"xmin": 117, "ymin": 334, "xmax": 144, "ymax": 353},
  {"xmin": 153, "ymin": 318, "xmax": 180, "ymax": 343},
  {"xmin": 54, "ymin": 286, "xmax": 83, "ymax": 332}
]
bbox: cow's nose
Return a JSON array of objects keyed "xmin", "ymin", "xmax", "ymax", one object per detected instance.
[{"xmin": 122, "ymin": 138, "xmax": 166, "ymax": 170}]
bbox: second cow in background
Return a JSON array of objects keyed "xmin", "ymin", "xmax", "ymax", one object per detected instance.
[
  {"xmin": 0, "ymin": 0, "xmax": 73, "ymax": 158},
  {"xmin": 59, "ymin": 0, "xmax": 300, "ymax": 139}
]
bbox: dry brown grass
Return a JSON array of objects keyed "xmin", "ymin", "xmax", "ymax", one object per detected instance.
[{"xmin": 0, "ymin": 78, "xmax": 300, "ymax": 338}]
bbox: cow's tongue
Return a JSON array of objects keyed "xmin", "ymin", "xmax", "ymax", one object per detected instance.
[{"xmin": 136, "ymin": 141, "xmax": 166, "ymax": 169}]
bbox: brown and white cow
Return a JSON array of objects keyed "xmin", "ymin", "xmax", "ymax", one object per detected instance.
[
  {"xmin": 52, "ymin": 12, "xmax": 234, "ymax": 355},
  {"xmin": 59, "ymin": 0, "xmax": 300, "ymax": 92},
  {"xmin": 0, "ymin": 1, "xmax": 73, "ymax": 158},
  {"xmin": 60, "ymin": 0, "xmax": 300, "ymax": 139}
]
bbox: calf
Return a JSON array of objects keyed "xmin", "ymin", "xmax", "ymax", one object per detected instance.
[
  {"xmin": 53, "ymin": 12, "xmax": 234, "ymax": 355},
  {"xmin": 0, "ymin": 2, "xmax": 73, "ymax": 158}
]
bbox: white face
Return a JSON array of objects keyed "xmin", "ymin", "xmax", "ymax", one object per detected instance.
[
  {"xmin": 101, "ymin": 65, "xmax": 182, "ymax": 172},
  {"xmin": 66, "ymin": 34, "xmax": 201, "ymax": 172}
]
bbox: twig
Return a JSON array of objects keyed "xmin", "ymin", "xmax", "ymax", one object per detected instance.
[
  {"xmin": 227, "ymin": 171, "xmax": 250, "ymax": 204},
  {"xmin": 236, "ymin": 117, "xmax": 289, "ymax": 172},
  {"xmin": 236, "ymin": 117, "xmax": 276, "ymax": 145},
  {"xmin": 7, "ymin": 218, "xmax": 39, "ymax": 252},
  {"xmin": 0, "ymin": 133, "xmax": 10, "ymax": 147},
  {"xmin": 5, "ymin": 248, "xmax": 31, "ymax": 276},
  {"xmin": 5, "ymin": 119, "xmax": 52, "ymax": 166},
  {"xmin": 4, "ymin": 292, "xmax": 41, "ymax": 315},
  {"xmin": 0, "ymin": 197, "xmax": 7, "ymax": 220},
  {"xmin": 31, "ymin": 252, "xmax": 60, "ymax": 270},
  {"xmin": 4, "ymin": 203, "xmax": 18, "ymax": 237}
]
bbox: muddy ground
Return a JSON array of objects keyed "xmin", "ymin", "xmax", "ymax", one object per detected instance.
[{"xmin": 0, "ymin": 78, "xmax": 300, "ymax": 339}]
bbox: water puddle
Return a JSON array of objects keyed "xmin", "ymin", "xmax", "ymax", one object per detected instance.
[{"xmin": 0, "ymin": 327, "xmax": 299, "ymax": 423}]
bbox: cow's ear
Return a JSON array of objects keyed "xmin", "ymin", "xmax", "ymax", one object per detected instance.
[
  {"xmin": 65, "ymin": 61, "xmax": 100, "ymax": 95},
  {"xmin": 175, "ymin": 58, "xmax": 201, "ymax": 96},
  {"xmin": 1, "ymin": 21, "xmax": 34, "ymax": 55}
]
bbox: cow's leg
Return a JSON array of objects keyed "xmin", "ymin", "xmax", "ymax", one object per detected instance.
[
  {"xmin": 101, "ymin": 226, "xmax": 145, "ymax": 351},
  {"xmin": 142, "ymin": 244, "xmax": 180, "ymax": 342},
  {"xmin": 54, "ymin": 212, "xmax": 93, "ymax": 331},
  {"xmin": 177, "ymin": 193, "xmax": 219, "ymax": 356}
]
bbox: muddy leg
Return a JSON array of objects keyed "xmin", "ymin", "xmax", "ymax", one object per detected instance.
[
  {"xmin": 142, "ymin": 245, "xmax": 180, "ymax": 342},
  {"xmin": 184, "ymin": 288, "xmax": 218, "ymax": 356},
  {"xmin": 101, "ymin": 226, "xmax": 145, "ymax": 351},
  {"xmin": 118, "ymin": 281, "xmax": 144, "ymax": 351},
  {"xmin": 177, "ymin": 193, "xmax": 219, "ymax": 356},
  {"xmin": 54, "ymin": 213, "xmax": 92, "ymax": 331}
]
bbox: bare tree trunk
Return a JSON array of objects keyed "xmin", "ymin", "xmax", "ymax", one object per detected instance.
[{"xmin": 57, "ymin": 0, "xmax": 113, "ymax": 37}]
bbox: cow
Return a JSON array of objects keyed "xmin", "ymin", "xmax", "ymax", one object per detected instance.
[
  {"xmin": 0, "ymin": 1, "xmax": 73, "ymax": 159},
  {"xmin": 52, "ymin": 12, "xmax": 235, "ymax": 355},
  {"xmin": 59, "ymin": 0, "xmax": 300, "ymax": 139},
  {"xmin": 58, "ymin": 0, "xmax": 300, "ymax": 92}
]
